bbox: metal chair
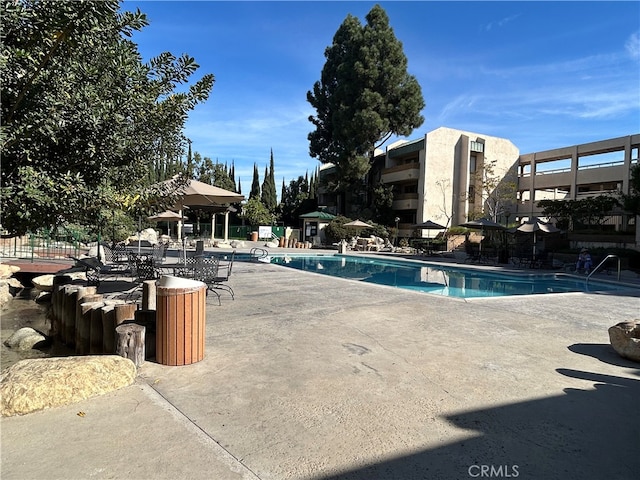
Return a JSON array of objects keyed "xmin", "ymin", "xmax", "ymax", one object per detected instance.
[{"xmin": 209, "ymin": 251, "xmax": 235, "ymax": 300}]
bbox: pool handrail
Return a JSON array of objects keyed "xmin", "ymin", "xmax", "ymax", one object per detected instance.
[{"xmin": 586, "ymin": 254, "xmax": 620, "ymax": 285}]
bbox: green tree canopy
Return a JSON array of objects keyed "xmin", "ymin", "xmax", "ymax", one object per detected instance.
[
  {"xmin": 620, "ymin": 164, "xmax": 640, "ymax": 216},
  {"xmin": 0, "ymin": 0, "xmax": 214, "ymax": 235},
  {"xmin": 307, "ymin": 4, "xmax": 424, "ymax": 186}
]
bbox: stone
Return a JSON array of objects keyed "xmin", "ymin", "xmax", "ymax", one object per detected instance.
[
  {"xmin": 0, "ymin": 355, "xmax": 137, "ymax": 416},
  {"xmin": 0, "ymin": 264, "xmax": 20, "ymax": 279},
  {"xmin": 608, "ymin": 320, "xmax": 640, "ymax": 363},
  {"xmin": 4, "ymin": 327, "xmax": 48, "ymax": 351},
  {"xmin": 31, "ymin": 274, "xmax": 55, "ymax": 292}
]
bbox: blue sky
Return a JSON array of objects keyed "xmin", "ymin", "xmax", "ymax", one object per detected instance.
[{"xmin": 125, "ymin": 1, "xmax": 640, "ymax": 189}]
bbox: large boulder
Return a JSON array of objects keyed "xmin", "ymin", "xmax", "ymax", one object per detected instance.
[
  {"xmin": 1, "ymin": 355, "xmax": 137, "ymax": 416},
  {"xmin": 0, "ymin": 264, "xmax": 20, "ymax": 279},
  {"xmin": 3, "ymin": 327, "xmax": 48, "ymax": 351},
  {"xmin": 608, "ymin": 320, "xmax": 640, "ymax": 363},
  {"xmin": 31, "ymin": 274, "xmax": 55, "ymax": 292}
]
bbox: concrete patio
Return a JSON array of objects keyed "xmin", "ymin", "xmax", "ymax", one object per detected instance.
[{"xmin": 2, "ymin": 250, "xmax": 639, "ymax": 479}]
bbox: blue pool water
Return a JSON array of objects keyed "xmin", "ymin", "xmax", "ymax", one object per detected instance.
[{"xmin": 266, "ymin": 254, "xmax": 621, "ymax": 299}]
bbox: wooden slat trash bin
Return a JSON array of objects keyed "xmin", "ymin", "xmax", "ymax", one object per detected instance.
[{"xmin": 156, "ymin": 276, "xmax": 206, "ymax": 366}]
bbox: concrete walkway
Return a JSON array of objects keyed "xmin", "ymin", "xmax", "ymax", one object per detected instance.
[{"xmin": 2, "ymin": 249, "xmax": 639, "ymax": 480}]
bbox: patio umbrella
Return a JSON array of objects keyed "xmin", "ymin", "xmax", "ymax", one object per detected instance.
[
  {"xmin": 411, "ymin": 220, "xmax": 447, "ymax": 230},
  {"xmin": 148, "ymin": 210, "xmax": 185, "ymax": 221},
  {"xmin": 516, "ymin": 218, "xmax": 560, "ymax": 260},
  {"xmin": 343, "ymin": 219, "xmax": 374, "ymax": 229},
  {"xmin": 148, "ymin": 210, "xmax": 186, "ymax": 236},
  {"xmin": 157, "ymin": 177, "xmax": 244, "ymax": 240},
  {"xmin": 460, "ymin": 218, "xmax": 506, "ymax": 255}
]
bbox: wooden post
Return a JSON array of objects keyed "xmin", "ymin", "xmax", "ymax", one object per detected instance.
[
  {"xmin": 75, "ymin": 293, "xmax": 102, "ymax": 352},
  {"xmin": 60, "ymin": 285, "xmax": 79, "ymax": 345},
  {"xmin": 77, "ymin": 301, "xmax": 103, "ymax": 355},
  {"xmin": 134, "ymin": 310, "xmax": 156, "ymax": 360},
  {"xmin": 89, "ymin": 306, "xmax": 105, "ymax": 355},
  {"xmin": 63, "ymin": 286, "xmax": 82, "ymax": 347},
  {"xmin": 142, "ymin": 280, "xmax": 157, "ymax": 311},
  {"xmin": 51, "ymin": 275, "xmax": 72, "ymax": 337},
  {"xmin": 116, "ymin": 323, "xmax": 145, "ymax": 367},
  {"xmin": 114, "ymin": 303, "xmax": 137, "ymax": 326},
  {"xmin": 99, "ymin": 299, "xmax": 126, "ymax": 354},
  {"xmin": 101, "ymin": 305, "xmax": 116, "ymax": 354}
]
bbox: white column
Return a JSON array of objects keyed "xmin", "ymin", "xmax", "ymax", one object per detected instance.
[
  {"xmin": 211, "ymin": 214, "xmax": 216, "ymax": 242},
  {"xmin": 224, "ymin": 212, "xmax": 230, "ymax": 242}
]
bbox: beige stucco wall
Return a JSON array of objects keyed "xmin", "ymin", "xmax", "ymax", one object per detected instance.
[{"xmin": 419, "ymin": 127, "xmax": 519, "ymax": 229}]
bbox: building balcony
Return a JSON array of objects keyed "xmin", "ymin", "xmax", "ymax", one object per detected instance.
[
  {"xmin": 381, "ymin": 163, "xmax": 421, "ymax": 184},
  {"xmin": 392, "ymin": 193, "xmax": 419, "ymax": 211}
]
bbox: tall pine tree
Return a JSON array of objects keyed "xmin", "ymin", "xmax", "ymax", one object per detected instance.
[{"xmin": 250, "ymin": 163, "xmax": 261, "ymax": 199}]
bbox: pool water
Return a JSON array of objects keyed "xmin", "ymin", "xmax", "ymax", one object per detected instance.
[{"xmin": 268, "ymin": 254, "xmax": 621, "ymax": 299}]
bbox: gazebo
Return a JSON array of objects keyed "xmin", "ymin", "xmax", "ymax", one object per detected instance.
[{"xmin": 299, "ymin": 211, "xmax": 336, "ymax": 245}]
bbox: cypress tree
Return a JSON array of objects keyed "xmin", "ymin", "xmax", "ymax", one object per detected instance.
[{"xmin": 250, "ymin": 163, "xmax": 261, "ymax": 199}]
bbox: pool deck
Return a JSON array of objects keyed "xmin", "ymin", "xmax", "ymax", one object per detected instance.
[{"xmin": 2, "ymin": 244, "xmax": 639, "ymax": 479}]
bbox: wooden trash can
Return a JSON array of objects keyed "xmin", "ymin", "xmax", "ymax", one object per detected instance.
[{"xmin": 156, "ymin": 276, "xmax": 206, "ymax": 366}]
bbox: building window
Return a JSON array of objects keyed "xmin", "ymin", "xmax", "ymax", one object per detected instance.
[
  {"xmin": 470, "ymin": 141, "xmax": 484, "ymax": 153},
  {"xmin": 470, "ymin": 155, "xmax": 477, "ymax": 173},
  {"xmin": 468, "ymin": 185, "xmax": 475, "ymax": 203}
]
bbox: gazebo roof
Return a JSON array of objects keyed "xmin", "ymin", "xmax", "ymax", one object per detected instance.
[{"xmin": 299, "ymin": 211, "xmax": 336, "ymax": 220}]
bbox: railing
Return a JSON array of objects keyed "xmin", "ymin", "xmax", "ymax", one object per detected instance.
[
  {"xmin": 586, "ymin": 254, "xmax": 620, "ymax": 285},
  {"xmin": 249, "ymin": 247, "xmax": 270, "ymax": 263},
  {"xmin": 0, "ymin": 230, "xmax": 89, "ymax": 261}
]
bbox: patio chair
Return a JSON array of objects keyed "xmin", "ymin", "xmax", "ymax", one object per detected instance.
[
  {"xmin": 123, "ymin": 255, "xmax": 161, "ymax": 302},
  {"xmin": 188, "ymin": 256, "xmax": 223, "ymax": 305},
  {"xmin": 209, "ymin": 251, "xmax": 235, "ymax": 300},
  {"xmin": 151, "ymin": 242, "xmax": 169, "ymax": 267}
]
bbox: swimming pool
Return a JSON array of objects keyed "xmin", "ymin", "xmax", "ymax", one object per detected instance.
[{"xmin": 266, "ymin": 254, "xmax": 622, "ymax": 299}]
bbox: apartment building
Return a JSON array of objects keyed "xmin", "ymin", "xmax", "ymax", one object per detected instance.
[
  {"xmin": 517, "ymin": 134, "xmax": 640, "ymax": 223},
  {"xmin": 318, "ymin": 128, "xmax": 639, "ymax": 238}
]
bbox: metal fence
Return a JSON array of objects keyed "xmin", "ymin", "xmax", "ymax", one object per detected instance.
[{"xmin": 0, "ymin": 229, "xmax": 90, "ymax": 261}]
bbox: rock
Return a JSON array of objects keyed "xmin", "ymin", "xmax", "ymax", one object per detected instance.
[
  {"xmin": 31, "ymin": 274, "xmax": 55, "ymax": 292},
  {"xmin": 0, "ymin": 264, "xmax": 20, "ymax": 279},
  {"xmin": 0, "ymin": 277, "xmax": 24, "ymax": 307},
  {"xmin": 127, "ymin": 228, "xmax": 158, "ymax": 245},
  {"xmin": 4, "ymin": 327, "xmax": 48, "ymax": 351},
  {"xmin": 0, "ymin": 355, "xmax": 137, "ymax": 416},
  {"xmin": 608, "ymin": 320, "xmax": 640, "ymax": 363}
]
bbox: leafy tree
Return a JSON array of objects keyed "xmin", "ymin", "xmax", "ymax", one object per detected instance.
[
  {"xmin": 620, "ymin": 164, "xmax": 640, "ymax": 216},
  {"xmin": 242, "ymin": 197, "xmax": 272, "ymax": 227},
  {"xmin": 538, "ymin": 196, "xmax": 620, "ymax": 230},
  {"xmin": 307, "ymin": 4, "xmax": 424, "ymax": 188},
  {"xmin": 370, "ymin": 183, "xmax": 395, "ymax": 225},
  {"xmin": 280, "ymin": 175, "xmax": 317, "ymax": 226},
  {"xmin": 0, "ymin": 0, "xmax": 213, "ymax": 235}
]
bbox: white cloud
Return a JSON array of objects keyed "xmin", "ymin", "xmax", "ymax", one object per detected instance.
[
  {"xmin": 626, "ymin": 31, "xmax": 640, "ymax": 60},
  {"xmin": 483, "ymin": 14, "xmax": 521, "ymax": 32}
]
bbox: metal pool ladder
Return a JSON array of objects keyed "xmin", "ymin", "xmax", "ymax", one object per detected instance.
[{"xmin": 586, "ymin": 254, "xmax": 621, "ymax": 285}]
